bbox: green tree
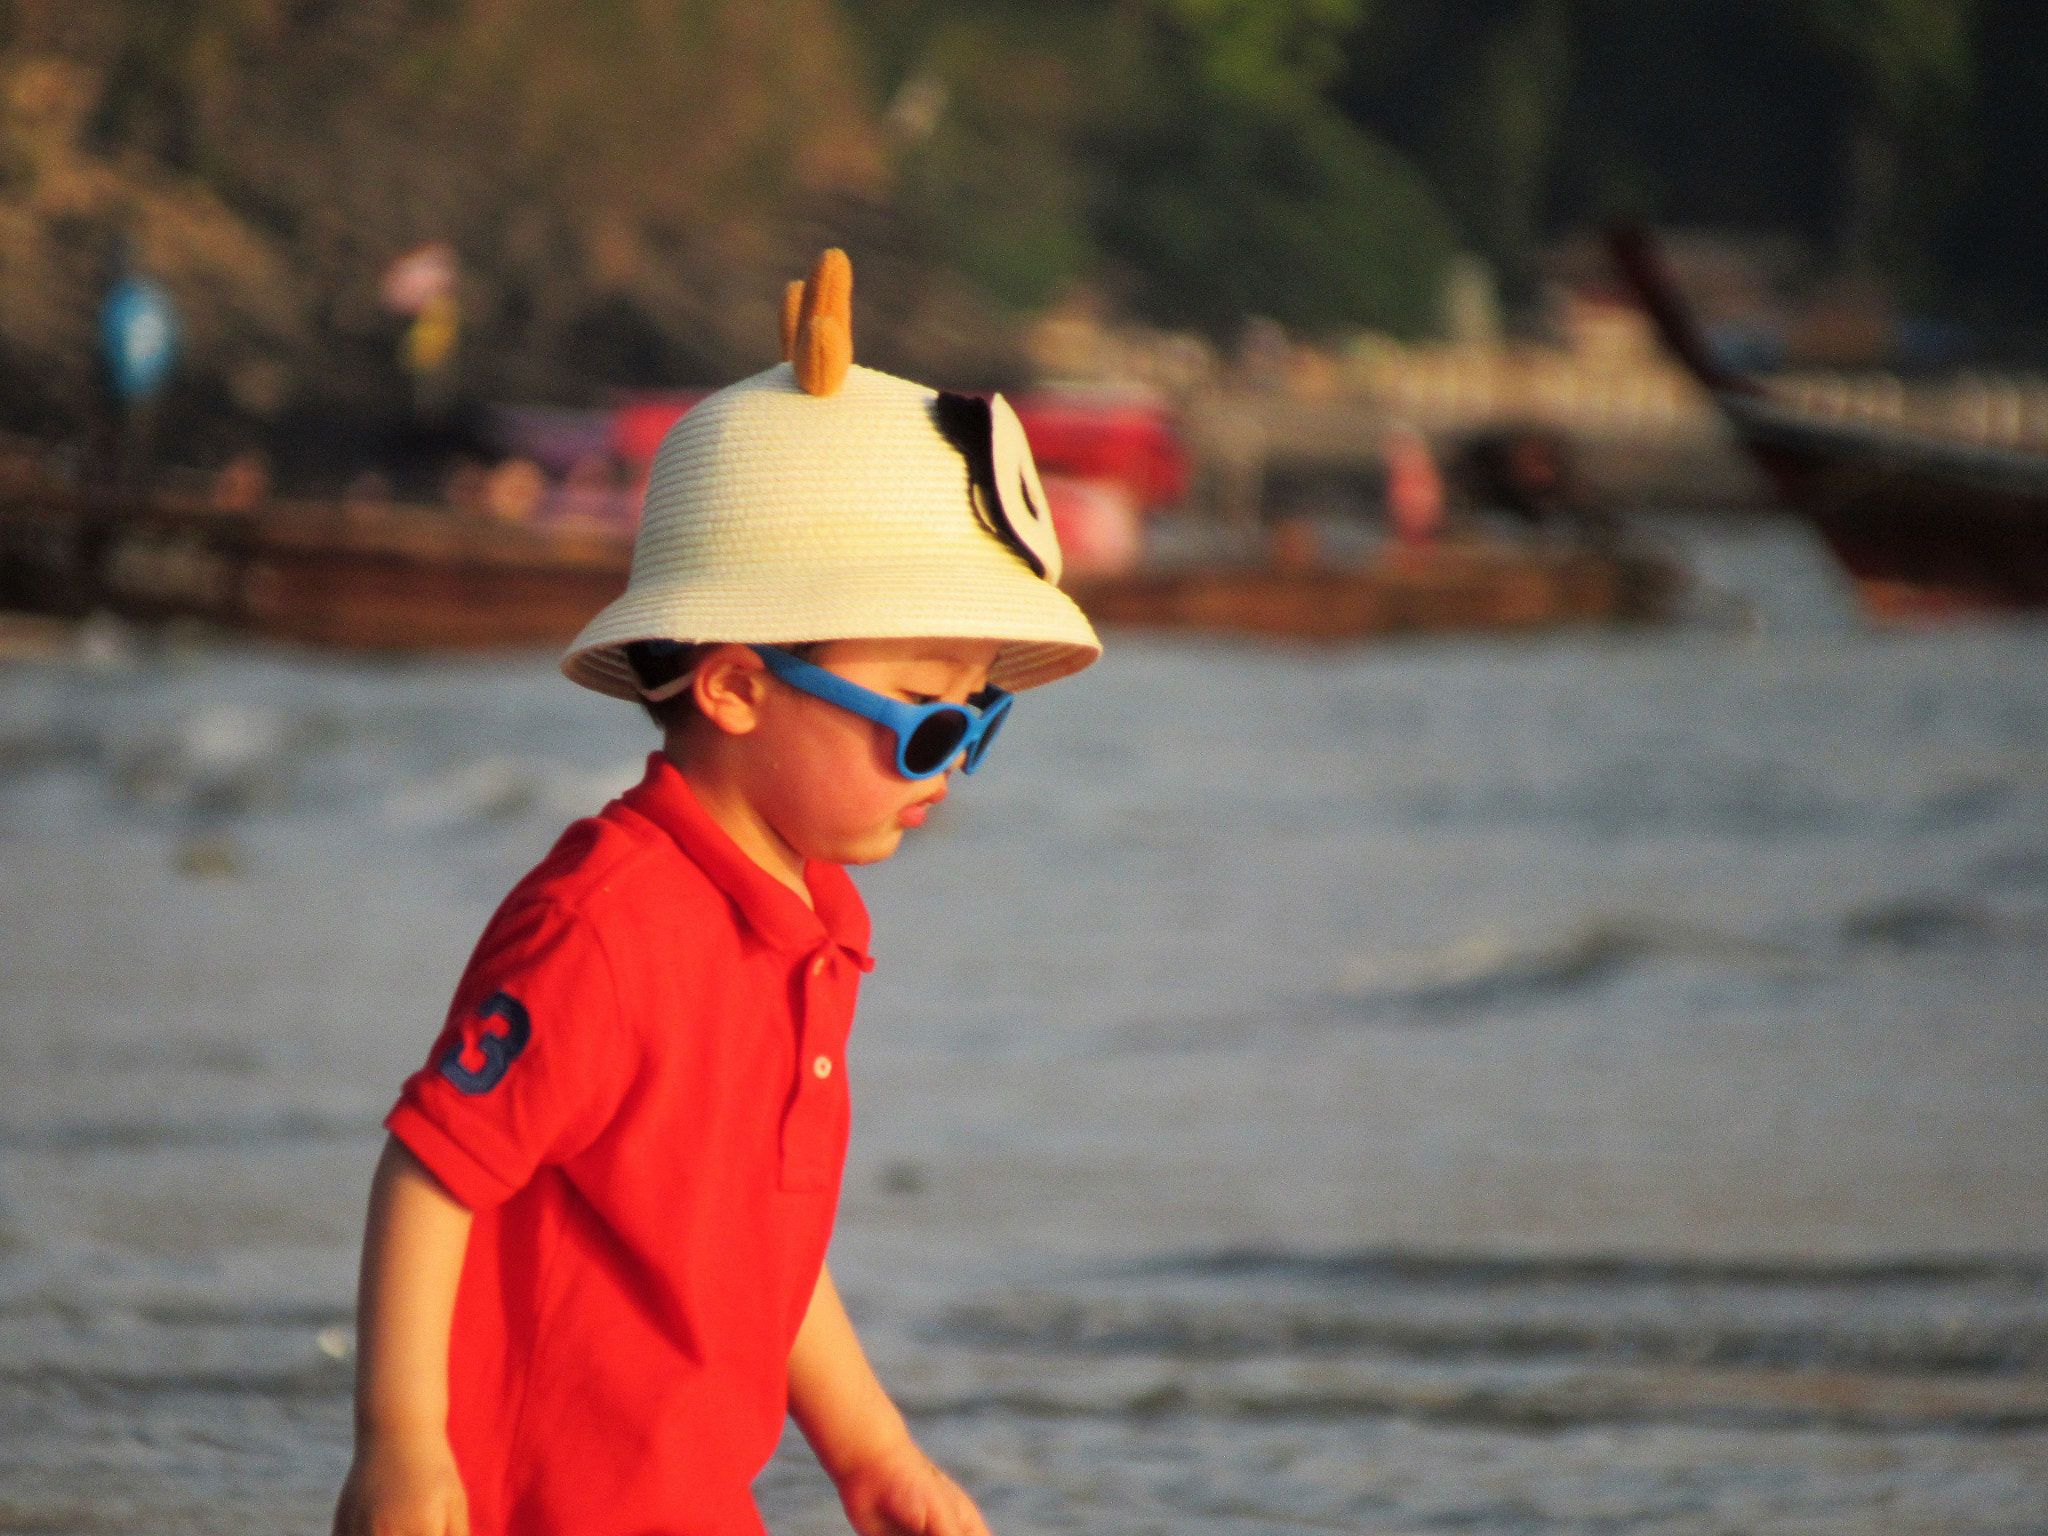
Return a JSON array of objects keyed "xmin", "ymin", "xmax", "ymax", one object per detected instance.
[
  {"xmin": 846, "ymin": 0, "xmax": 1457, "ymax": 337},
  {"xmin": 0, "ymin": 0, "xmax": 897, "ymax": 448},
  {"xmin": 1936, "ymin": 0, "xmax": 2048, "ymax": 332},
  {"xmin": 842, "ymin": 0, "xmax": 1104, "ymax": 312},
  {"xmin": 1085, "ymin": 0, "xmax": 1458, "ymax": 336},
  {"xmin": 1339, "ymin": 0, "xmax": 2004, "ymax": 313},
  {"xmin": 1155, "ymin": 0, "xmax": 1365, "ymax": 108},
  {"xmin": 1808, "ymin": 0, "xmax": 1977, "ymax": 123},
  {"xmin": 1807, "ymin": 0, "xmax": 1979, "ymax": 282}
]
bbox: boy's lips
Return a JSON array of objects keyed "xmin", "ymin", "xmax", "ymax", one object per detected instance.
[{"xmin": 898, "ymin": 780, "xmax": 948, "ymax": 828}]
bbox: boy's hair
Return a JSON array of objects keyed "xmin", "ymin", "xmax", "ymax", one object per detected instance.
[
  {"xmin": 625, "ymin": 641, "xmax": 710, "ymax": 731},
  {"xmin": 625, "ymin": 639, "xmax": 823, "ymax": 732}
]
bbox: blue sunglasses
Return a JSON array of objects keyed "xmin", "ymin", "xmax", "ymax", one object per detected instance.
[{"xmin": 752, "ymin": 646, "xmax": 1011, "ymax": 780}]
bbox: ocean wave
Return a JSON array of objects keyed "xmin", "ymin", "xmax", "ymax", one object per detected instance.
[
  {"xmin": 0, "ymin": 1110, "xmax": 380, "ymax": 1153},
  {"xmin": 0, "ymin": 693, "xmax": 641, "ymax": 836},
  {"xmin": 1335, "ymin": 916, "xmax": 1816, "ymax": 1013},
  {"xmin": 379, "ymin": 755, "xmax": 641, "ymax": 830},
  {"xmin": 894, "ymin": 1366, "xmax": 2048, "ymax": 1433},
  {"xmin": 1336, "ymin": 896, "xmax": 2046, "ymax": 1015},
  {"xmin": 1391, "ymin": 760, "xmax": 1864, "ymax": 840},
  {"xmin": 1137, "ymin": 1249, "xmax": 2048, "ymax": 1288},
  {"xmin": 0, "ymin": 724, "xmax": 99, "ymax": 780},
  {"xmin": 924, "ymin": 1245, "xmax": 2048, "ymax": 1433},
  {"xmin": 0, "ymin": 1295, "xmax": 354, "ymax": 1328},
  {"xmin": 1838, "ymin": 894, "xmax": 2048, "ymax": 950},
  {"xmin": 107, "ymin": 703, "xmax": 342, "ymax": 818},
  {"xmin": 940, "ymin": 1293, "xmax": 2048, "ymax": 1375},
  {"xmin": 1389, "ymin": 757, "xmax": 2039, "ymax": 842},
  {"xmin": 1974, "ymin": 846, "xmax": 2048, "ymax": 891},
  {"xmin": 0, "ymin": 1360, "xmax": 349, "ymax": 1400}
]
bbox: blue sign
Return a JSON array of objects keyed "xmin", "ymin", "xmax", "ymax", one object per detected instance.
[{"xmin": 101, "ymin": 276, "xmax": 178, "ymax": 402}]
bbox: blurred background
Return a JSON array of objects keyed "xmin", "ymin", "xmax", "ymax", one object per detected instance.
[
  {"xmin": 0, "ymin": 0, "xmax": 2042, "ymax": 496},
  {"xmin": 0, "ymin": 3, "xmax": 2044, "ymax": 1533}
]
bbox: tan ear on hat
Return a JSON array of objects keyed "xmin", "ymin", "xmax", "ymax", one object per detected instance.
[
  {"xmin": 779, "ymin": 280, "xmax": 804, "ymax": 363},
  {"xmin": 785, "ymin": 248, "xmax": 853, "ymax": 397}
]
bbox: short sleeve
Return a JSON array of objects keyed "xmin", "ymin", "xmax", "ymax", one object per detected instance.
[{"xmin": 387, "ymin": 898, "xmax": 631, "ymax": 1210}]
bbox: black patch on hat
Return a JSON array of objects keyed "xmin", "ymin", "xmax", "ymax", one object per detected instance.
[{"xmin": 933, "ymin": 391, "xmax": 1048, "ymax": 579}]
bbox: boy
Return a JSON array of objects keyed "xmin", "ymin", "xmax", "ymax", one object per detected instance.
[{"xmin": 332, "ymin": 252, "xmax": 1099, "ymax": 1536}]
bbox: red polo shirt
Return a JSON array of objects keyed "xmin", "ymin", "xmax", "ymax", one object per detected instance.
[{"xmin": 386, "ymin": 753, "xmax": 872, "ymax": 1536}]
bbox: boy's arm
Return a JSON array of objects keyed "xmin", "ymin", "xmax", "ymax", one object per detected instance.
[
  {"xmin": 333, "ymin": 1135, "xmax": 475, "ymax": 1536},
  {"xmin": 788, "ymin": 1265, "xmax": 990, "ymax": 1536}
]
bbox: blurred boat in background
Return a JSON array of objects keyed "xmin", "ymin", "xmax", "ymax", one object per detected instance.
[
  {"xmin": 0, "ymin": 485, "xmax": 628, "ymax": 649},
  {"xmin": 1609, "ymin": 226, "xmax": 2048, "ymax": 615},
  {"xmin": 1070, "ymin": 539, "xmax": 1681, "ymax": 639},
  {"xmin": 0, "ymin": 388, "xmax": 1682, "ymax": 648}
]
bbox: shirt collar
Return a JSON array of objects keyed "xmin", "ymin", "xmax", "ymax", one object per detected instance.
[{"xmin": 617, "ymin": 752, "xmax": 872, "ymax": 965}]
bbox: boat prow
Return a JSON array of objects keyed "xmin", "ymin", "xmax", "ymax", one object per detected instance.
[{"xmin": 1606, "ymin": 225, "xmax": 2048, "ymax": 613}]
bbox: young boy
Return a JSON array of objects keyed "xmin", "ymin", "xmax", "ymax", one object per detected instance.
[{"xmin": 331, "ymin": 252, "xmax": 1099, "ymax": 1536}]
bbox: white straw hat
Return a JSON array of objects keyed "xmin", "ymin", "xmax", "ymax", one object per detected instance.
[{"xmin": 562, "ymin": 251, "xmax": 1101, "ymax": 699}]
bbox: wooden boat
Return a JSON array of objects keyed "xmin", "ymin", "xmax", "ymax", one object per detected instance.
[
  {"xmin": 1069, "ymin": 539, "xmax": 1682, "ymax": 639},
  {"xmin": 0, "ymin": 482, "xmax": 1682, "ymax": 649},
  {"xmin": 0, "ymin": 486, "xmax": 629, "ymax": 649},
  {"xmin": 1607, "ymin": 225, "xmax": 2048, "ymax": 613}
]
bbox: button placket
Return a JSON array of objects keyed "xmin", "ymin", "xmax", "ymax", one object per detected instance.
[
  {"xmin": 803, "ymin": 946, "xmax": 835, "ymax": 1084},
  {"xmin": 778, "ymin": 942, "xmax": 848, "ymax": 1191}
]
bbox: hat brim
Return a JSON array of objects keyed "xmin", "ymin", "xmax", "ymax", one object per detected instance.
[{"xmin": 562, "ymin": 561, "xmax": 1101, "ymax": 699}]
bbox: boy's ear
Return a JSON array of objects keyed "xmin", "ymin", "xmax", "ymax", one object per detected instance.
[{"xmin": 690, "ymin": 644, "xmax": 772, "ymax": 736}]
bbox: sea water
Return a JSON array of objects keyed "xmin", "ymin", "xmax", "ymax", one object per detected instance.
[{"xmin": 0, "ymin": 516, "xmax": 2043, "ymax": 1533}]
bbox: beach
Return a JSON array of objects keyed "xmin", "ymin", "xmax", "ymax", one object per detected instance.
[{"xmin": 1, "ymin": 515, "xmax": 2043, "ymax": 1533}]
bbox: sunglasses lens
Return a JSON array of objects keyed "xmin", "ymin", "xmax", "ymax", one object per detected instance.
[
  {"xmin": 962, "ymin": 699, "xmax": 1008, "ymax": 770},
  {"xmin": 903, "ymin": 710, "xmax": 969, "ymax": 776}
]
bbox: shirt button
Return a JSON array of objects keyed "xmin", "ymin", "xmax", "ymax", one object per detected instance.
[
  {"xmin": 812, "ymin": 1055, "xmax": 833, "ymax": 1079},
  {"xmin": 810, "ymin": 956, "xmax": 828, "ymax": 977}
]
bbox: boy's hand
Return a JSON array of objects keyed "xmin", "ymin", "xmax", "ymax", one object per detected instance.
[
  {"xmin": 332, "ymin": 1436, "xmax": 470, "ymax": 1536},
  {"xmin": 835, "ymin": 1440, "xmax": 990, "ymax": 1536},
  {"xmin": 789, "ymin": 1265, "xmax": 990, "ymax": 1535}
]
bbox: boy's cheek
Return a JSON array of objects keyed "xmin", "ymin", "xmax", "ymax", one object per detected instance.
[
  {"xmin": 750, "ymin": 716, "xmax": 914, "ymax": 859},
  {"xmin": 765, "ymin": 778, "xmax": 904, "ymax": 864}
]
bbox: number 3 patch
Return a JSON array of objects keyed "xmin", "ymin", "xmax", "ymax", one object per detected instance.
[{"xmin": 439, "ymin": 991, "xmax": 532, "ymax": 1095}]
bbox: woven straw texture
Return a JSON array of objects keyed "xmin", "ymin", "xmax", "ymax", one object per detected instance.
[{"xmin": 562, "ymin": 362, "xmax": 1102, "ymax": 697}]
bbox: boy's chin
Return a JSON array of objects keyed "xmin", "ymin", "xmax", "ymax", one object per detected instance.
[{"xmin": 812, "ymin": 827, "xmax": 907, "ymax": 867}]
